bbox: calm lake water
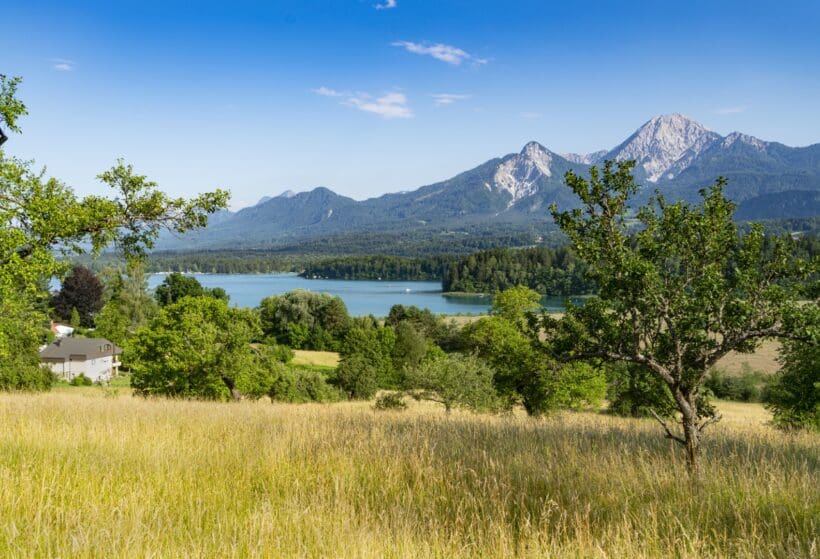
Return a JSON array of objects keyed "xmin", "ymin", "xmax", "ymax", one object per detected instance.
[{"xmin": 147, "ymin": 273, "xmax": 573, "ymax": 316}]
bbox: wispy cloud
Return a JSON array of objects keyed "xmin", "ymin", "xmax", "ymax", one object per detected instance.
[
  {"xmin": 345, "ymin": 92, "xmax": 412, "ymax": 119},
  {"xmin": 714, "ymin": 105, "xmax": 748, "ymax": 115},
  {"xmin": 313, "ymin": 87, "xmax": 412, "ymax": 119},
  {"xmin": 432, "ymin": 93, "xmax": 471, "ymax": 107},
  {"xmin": 520, "ymin": 112, "xmax": 543, "ymax": 120},
  {"xmin": 311, "ymin": 86, "xmax": 343, "ymax": 97},
  {"xmin": 392, "ymin": 41, "xmax": 487, "ymax": 66},
  {"xmin": 51, "ymin": 58, "xmax": 75, "ymax": 72},
  {"xmin": 374, "ymin": 0, "xmax": 397, "ymax": 9}
]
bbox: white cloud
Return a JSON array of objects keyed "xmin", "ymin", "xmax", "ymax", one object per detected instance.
[
  {"xmin": 314, "ymin": 87, "xmax": 412, "ymax": 119},
  {"xmin": 312, "ymin": 86, "xmax": 343, "ymax": 97},
  {"xmin": 392, "ymin": 41, "xmax": 487, "ymax": 66},
  {"xmin": 432, "ymin": 93, "xmax": 471, "ymax": 107},
  {"xmin": 374, "ymin": 0, "xmax": 397, "ymax": 9},
  {"xmin": 51, "ymin": 58, "xmax": 75, "ymax": 71},
  {"xmin": 714, "ymin": 105, "xmax": 748, "ymax": 115},
  {"xmin": 345, "ymin": 92, "xmax": 412, "ymax": 119},
  {"xmin": 520, "ymin": 112, "xmax": 543, "ymax": 120}
]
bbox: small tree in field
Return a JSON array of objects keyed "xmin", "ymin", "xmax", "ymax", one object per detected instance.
[
  {"xmin": 547, "ymin": 161, "xmax": 813, "ymax": 475},
  {"xmin": 404, "ymin": 353, "xmax": 499, "ymax": 414}
]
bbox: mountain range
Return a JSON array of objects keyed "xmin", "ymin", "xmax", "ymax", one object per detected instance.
[{"xmin": 162, "ymin": 113, "xmax": 820, "ymax": 252}]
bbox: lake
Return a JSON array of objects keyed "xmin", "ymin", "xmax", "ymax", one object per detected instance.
[{"xmin": 147, "ymin": 273, "xmax": 574, "ymax": 316}]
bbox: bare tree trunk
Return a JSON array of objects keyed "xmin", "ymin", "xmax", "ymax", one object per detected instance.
[{"xmin": 681, "ymin": 410, "xmax": 700, "ymax": 478}]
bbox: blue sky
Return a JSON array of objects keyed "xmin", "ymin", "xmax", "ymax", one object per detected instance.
[{"xmin": 3, "ymin": 0, "xmax": 819, "ymax": 208}]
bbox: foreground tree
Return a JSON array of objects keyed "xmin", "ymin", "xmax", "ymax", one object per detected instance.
[
  {"xmin": 129, "ymin": 296, "xmax": 271, "ymax": 400},
  {"xmin": 546, "ymin": 161, "xmax": 813, "ymax": 474},
  {"xmin": 0, "ymin": 75, "xmax": 228, "ymax": 387},
  {"xmin": 52, "ymin": 265, "xmax": 104, "ymax": 326}
]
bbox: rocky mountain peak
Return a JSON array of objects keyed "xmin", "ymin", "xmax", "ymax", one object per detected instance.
[
  {"xmin": 562, "ymin": 150, "xmax": 607, "ymax": 165},
  {"xmin": 608, "ymin": 113, "xmax": 721, "ymax": 182},
  {"xmin": 722, "ymin": 131, "xmax": 767, "ymax": 151},
  {"xmin": 491, "ymin": 142, "xmax": 555, "ymax": 205}
]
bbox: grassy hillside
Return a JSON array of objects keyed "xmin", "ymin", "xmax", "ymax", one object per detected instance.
[{"xmin": 0, "ymin": 392, "xmax": 815, "ymax": 558}]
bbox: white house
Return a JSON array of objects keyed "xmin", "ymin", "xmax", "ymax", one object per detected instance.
[{"xmin": 40, "ymin": 338, "xmax": 122, "ymax": 382}]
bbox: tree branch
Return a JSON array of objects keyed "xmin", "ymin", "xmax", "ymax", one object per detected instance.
[
  {"xmin": 649, "ymin": 408, "xmax": 686, "ymax": 446},
  {"xmin": 698, "ymin": 413, "xmax": 722, "ymax": 434}
]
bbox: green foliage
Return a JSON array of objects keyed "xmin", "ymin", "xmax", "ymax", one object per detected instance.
[
  {"xmin": 391, "ymin": 322, "xmax": 429, "ymax": 378},
  {"xmin": 0, "ymin": 77, "xmax": 226, "ymax": 392},
  {"xmin": 460, "ymin": 315, "xmax": 537, "ymax": 411},
  {"xmin": 0, "ymin": 75, "xmax": 27, "ymax": 133},
  {"xmin": 0, "ymin": 297, "xmax": 54, "ymax": 391},
  {"xmin": 491, "ymin": 285, "xmax": 542, "ymax": 323},
  {"xmin": 52, "ymin": 265, "xmax": 104, "ymax": 326},
  {"xmin": 93, "ymin": 302, "xmax": 131, "ymax": 347},
  {"xmin": 270, "ymin": 367, "xmax": 341, "ymax": 403},
  {"xmin": 443, "ymin": 246, "xmax": 595, "ymax": 295},
  {"xmin": 386, "ymin": 304, "xmax": 459, "ymax": 349},
  {"xmin": 154, "ymin": 272, "xmax": 229, "ymax": 306},
  {"xmin": 373, "ymin": 392, "xmax": 408, "ymax": 411},
  {"xmin": 300, "ymin": 254, "xmax": 451, "ymax": 281},
  {"xmin": 547, "ymin": 160, "xmax": 813, "ymax": 467},
  {"xmin": 705, "ymin": 366, "xmax": 769, "ymax": 403},
  {"xmin": 259, "ymin": 290, "xmax": 350, "ymax": 350},
  {"xmin": 338, "ymin": 325, "xmax": 397, "ymax": 390},
  {"xmin": 69, "ymin": 307, "xmax": 82, "ymax": 329},
  {"xmin": 765, "ymin": 339, "xmax": 820, "ymax": 431},
  {"xmin": 606, "ymin": 363, "xmax": 678, "ymax": 418},
  {"xmin": 70, "ymin": 373, "xmax": 94, "ymax": 387},
  {"xmin": 546, "ymin": 362, "xmax": 608, "ymax": 411},
  {"xmin": 332, "ymin": 354, "xmax": 379, "ymax": 400},
  {"xmin": 404, "ymin": 353, "xmax": 499, "ymax": 413},
  {"xmin": 129, "ymin": 296, "xmax": 268, "ymax": 400},
  {"xmin": 94, "ymin": 260, "xmax": 157, "ymax": 347}
]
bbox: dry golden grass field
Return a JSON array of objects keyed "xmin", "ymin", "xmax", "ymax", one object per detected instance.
[{"xmin": 0, "ymin": 390, "xmax": 816, "ymax": 558}]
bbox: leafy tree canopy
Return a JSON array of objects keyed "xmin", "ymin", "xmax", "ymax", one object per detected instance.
[
  {"xmin": 154, "ymin": 272, "xmax": 229, "ymax": 306},
  {"xmin": 129, "ymin": 296, "xmax": 271, "ymax": 400},
  {"xmin": 0, "ymin": 75, "xmax": 227, "ymax": 387},
  {"xmin": 52, "ymin": 265, "xmax": 104, "ymax": 327},
  {"xmin": 545, "ymin": 160, "xmax": 816, "ymax": 473}
]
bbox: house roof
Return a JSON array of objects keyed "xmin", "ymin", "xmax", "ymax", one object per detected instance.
[{"xmin": 40, "ymin": 338, "xmax": 122, "ymax": 361}]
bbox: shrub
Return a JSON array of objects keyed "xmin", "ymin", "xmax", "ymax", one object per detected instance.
[
  {"xmin": 765, "ymin": 340, "xmax": 819, "ymax": 432},
  {"xmin": 705, "ymin": 366, "xmax": 768, "ymax": 402},
  {"xmin": 70, "ymin": 373, "xmax": 94, "ymax": 386},
  {"xmin": 549, "ymin": 362, "xmax": 608, "ymax": 411},
  {"xmin": 373, "ymin": 392, "xmax": 408, "ymax": 411},
  {"xmin": 332, "ymin": 355, "xmax": 379, "ymax": 400},
  {"xmin": 268, "ymin": 367, "xmax": 342, "ymax": 403}
]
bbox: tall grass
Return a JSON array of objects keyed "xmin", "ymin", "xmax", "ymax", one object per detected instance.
[{"xmin": 0, "ymin": 392, "xmax": 816, "ymax": 558}]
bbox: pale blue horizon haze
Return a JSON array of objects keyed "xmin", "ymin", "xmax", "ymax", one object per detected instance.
[{"xmin": 2, "ymin": 0, "xmax": 819, "ymax": 210}]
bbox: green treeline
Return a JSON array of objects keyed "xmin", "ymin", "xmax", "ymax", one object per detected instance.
[
  {"xmin": 299, "ymin": 255, "xmax": 453, "ymax": 281},
  {"xmin": 443, "ymin": 246, "xmax": 596, "ymax": 295}
]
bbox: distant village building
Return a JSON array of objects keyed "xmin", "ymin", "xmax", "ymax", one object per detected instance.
[
  {"xmin": 50, "ymin": 322, "xmax": 75, "ymax": 339},
  {"xmin": 40, "ymin": 338, "xmax": 122, "ymax": 382}
]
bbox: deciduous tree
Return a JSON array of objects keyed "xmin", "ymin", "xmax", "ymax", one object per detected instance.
[
  {"xmin": 546, "ymin": 160, "xmax": 813, "ymax": 474},
  {"xmin": 52, "ymin": 265, "xmax": 104, "ymax": 326},
  {"xmin": 0, "ymin": 75, "xmax": 228, "ymax": 388}
]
